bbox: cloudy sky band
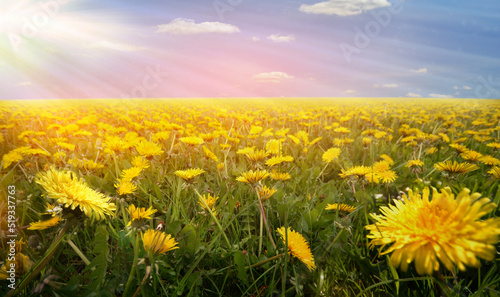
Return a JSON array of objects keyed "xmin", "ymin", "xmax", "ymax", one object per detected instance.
[{"xmin": 1, "ymin": 0, "xmax": 499, "ymax": 99}]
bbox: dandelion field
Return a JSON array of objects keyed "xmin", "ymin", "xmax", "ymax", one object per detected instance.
[{"xmin": 1, "ymin": 98, "xmax": 500, "ymax": 296}]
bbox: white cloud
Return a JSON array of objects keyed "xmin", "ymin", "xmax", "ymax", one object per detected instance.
[
  {"xmin": 253, "ymin": 72, "xmax": 293, "ymax": 83},
  {"xmin": 454, "ymin": 85, "xmax": 472, "ymax": 91},
  {"xmin": 374, "ymin": 83, "xmax": 397, "ymax": 88},
  {"xmin": 15, "ymin": 81, "xmax": 32, "ymax": 87},
  {"xmin": 267, "ymin": 34, "xmax": 295, "ymax": 43},
  {"xmin": 251, "ymin": 36, "xmax": 260, "ymax": 42},
  {"xmin": 411, "ymin": 68, "xmax": 428, "ymax": 73},
  {"xmin": 89, "ymin": 41, "xmax": 145, "ymax": 52},
  {"xmin": 299, "ymin": 0, "xmax": 390, "ymax": 16},
  {"xmin": 406, "ymin": 92, "xmax": 421, "ymax": 97},
  {"xmin": 344, "ymin": 89, "xmax": 357, "ymax": 94},
  {"xmin": 429, "ymin": 93, "xmax": 453, "ymax": 98},
  {"xmin": 157, "ymin": 18, "xmax": 240, "ymax": 35}
]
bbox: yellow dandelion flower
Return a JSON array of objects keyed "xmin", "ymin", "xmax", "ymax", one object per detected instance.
[
  {"xmin": 266, "ymin": 155, "xmax": 294, "ymax": 167},
  {"xmin": 366, "ymin": 187, "xmax": 500, "ymax": 275},
  {"xmin": 333, "ymin": 127, "xmax": 350, "ymax": 134},
  {"xmin": 0, "ymin": 253, "xmax": 34, "ymax": 280},
  {"xmin": 474, "ymin": 135, "xmax": 492, "ymax": 143},
  {"xmin": 261, "ymin": 128, "xmax": 274, "ymax": 137},
  {"xmin": 461, "ymin": 150, "xmax": 483, "ymax": 162},
  {"xmin": 142, "ymin": 229, "xmax": 179, "ymax": 257},
  {"xmin": 439, "ymin": 133, "xmax": 450, "ymax": 143},
  {"xmin": 405, "ymin": 159, "xmax": 424, "ymax": 168},
  {"xmin": 376, "ymin": 170, "xmax": 398, "ymax": 183},
  {"xmin": 180, "ymin": 136, "xmax": 204, "ymax": 145},
  {"xmin": 135, "ymin": 141, "xmax": 164, "ymax": 158},
  {"xmin": 217, "ymin": 162, "xmax": 225, "ymax": 171},
  {"xmin": 152, "ymin": 131, "xmax": 171, "ymax": 142},
  {"xmin": 115, "ymin": 179, "xmax": 137, "ymax": 195},
  {"xmin": 25, "ymin": 148, "xmax": 50, "ymax": 157},
  {"xmin": 401, "ymin": 136, "xmax": 417, "ymax": 143},
  {"xmin": 487, "ymin": 166, "xmax": 500, "ymax": 179},
  {"xmin": 53, "ymin": 151, "xmax": 66, "ymax": 160},
  {"xmin": 362, "ymin": 137, "xmax": 373, "ymax": 146},
  {"xmin": 479, "ymin": 155, "xmax": 500, "ymax": 166},
  {"xmin": 236, "ymin": 146, "xmax": 255, "ymax": 155},
  {"xmin": 333, "ymin": 137, "xmax": 354, "ymax": 146},
  {"xmin": 35, "ymin": 168, "xmax": 116, "ymax": 221},
  {"xmin": 198, "ymin": 193, "xmax": 218, "ymax": 214},
  {"xmin": 266, "ymin": 139, "xmax": 282, "ymax": 155},
  {"xmin": 434, "ymin": 160, "xmax": 479, "ymax": 174},
  {"xmin": 486, "ymin": 142, "xmax": 500, "ymax": 149},
  {"xmin": 258, "ymin": 186, "xmax": 277, "ymax": 201},
  {"xmin": 236, "ymin": 170, "xmax": 269, "ymax": 185},
  {"xmin": 127, "ymin": 204, "xmax": 158, "ymax": 226},
  {"xmin": 270, "ymin": 170, "xmax": 292, "ymax": 181},
  {"xmin": 339, "ymin": 165, "xmax": 372, "ymax": 179},
  {"xmin": 81, "ymin": 159, "xmax": 104, "ymax": 171},
  {"xmin": 56, "ymin": 141, "xmax": 76, "ymax": 151},
  {"xmin": 322, "ymin": 148, "xmax": 341, "ymax": 163},
  {"xmin": 372, "ymin": 161, "xmax": 391, "ymax": 173},
  {"xmin": 308, "ymin": 137, "xmax": 322, "ymax": 147},
  {"xmin": 121, "ymin": 166, "xmax": 143, "ymax": 181},
  {"xmin": 2, "ymin": 151, "xmax": 23, "ymax": 169},
  {"xmin": 380, "ymin": 154, "xmax": 394, "ymax": 165},
  {"xmin": 174, "ymin": 168, "xmax": 205, "ymax": 182},
  {"xmin": 245, "ymin": 149, "xmax": 270, "ymax": 162},
  {"xmin": 249, "ymin": 125, "xmax": 263, "ymax": 135},
  {"xmin": 426, "ymin": 147, "xmax": 438, "ymax": 154},
  {"xmin": 131, "ymin": 156, "xmax": 150, "ymax": 170},
  {"xmin": 275, "ymin": 128, "xmax": 290, "ymax": 137},
  {"xmin": 374, "ymin": 131, "xmax": 387, "ymax": 139},
  {"xmin": 288, "ymin": 135, "xmax": 301, "ymax": 145},
  {"xmin": 28, "ymin": 216, "xmax": 63, "ymax": 230},
  {"xmin": 203, "ymin": 145, "xmax": 219, "ymax": 162},
  {"xmin": 452, "ymin": 137, "xmax": 467, "ymax": 143},
  {"xmin": 449, "ymin": 143, "xmax": 470, "ymax": 154},
  {"xmin": 198, "ymin": 131, "xmax": 220, "ymax": 142},
  {"xmin": 277, "ymin": 227, "xmax": 316, "ymax": 271},
  {"xmin": 325, "ymin": 203, "xmax": 356, "ymax": 213}
]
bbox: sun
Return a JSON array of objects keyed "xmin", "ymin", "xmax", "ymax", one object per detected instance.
[{"xmin": 1, "ymin": 1, "xmax": 69, "ymax": 53}]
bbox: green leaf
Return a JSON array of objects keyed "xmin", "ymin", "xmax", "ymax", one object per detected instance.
[
  {"xmin": 386, "ymin": 255, "xmax": 399, "ymax": 295},
  {"xmin": 83, "ymin": 225, "xmax": 110, "ymax": 294},
  {"xmin": 234, "ymin": 250, "xmax": 249, "ymax": 286},
  {"xmin": 180, "ymin": 224, "xmax": 199, "ymax": 256},
  {"xmin": 165, "ymin": 220, "xmax": 182, "ymax": 236}
]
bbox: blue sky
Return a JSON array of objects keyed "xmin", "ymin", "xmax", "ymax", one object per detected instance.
[{"xmin": 0, "ymin": 0, "xmax": 499, "ymax": 99}]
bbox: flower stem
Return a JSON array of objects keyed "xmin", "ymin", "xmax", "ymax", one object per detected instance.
[
  {"xmin": 123, "ymin": 233, "xmax": 140, "ymax": 297},
  {"xmin": 67, "ymin": 239, "xmax": 91, "ymax": 265},
  {"xmin": 247, "ymin": 253, "xmax": 285, "ymax": 269},
  {"xmin": 255, "ymin": 188, "xmax": 276, "ymax": 250},
  {"xmin": 435, "ymin": 270, "xmax": 452, "ymax": 297},
  {"xmin": 322, "ymin": 229, "xmax": 344, "ymax": 259},
  {"xmin": 258, "ymin": 211, "xmax": 263, "ymax": 255},
  {"xmin": 132, "ymin": 265, "xmax": 152, "ymax": 297},
  {"xmin": 193, "ymin": 188, "xmax": 232, "ymax": 248},
  {"xmin": 316, "ymin": 163, "xmax": 329, "ymax": 181}
]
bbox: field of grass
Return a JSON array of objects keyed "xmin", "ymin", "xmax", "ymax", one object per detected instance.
[{"xmin": 1, "ymin": 98, "xmax": 500, "ymax": 296}]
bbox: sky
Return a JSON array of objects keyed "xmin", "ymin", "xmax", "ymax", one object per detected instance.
[{"xmin": 0, "ymin": 0, "xmax": 499, "ymax": 99}]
